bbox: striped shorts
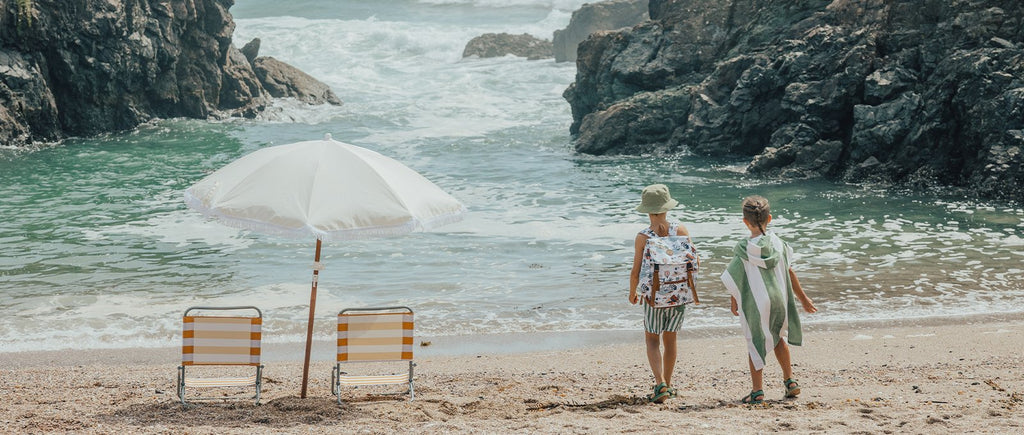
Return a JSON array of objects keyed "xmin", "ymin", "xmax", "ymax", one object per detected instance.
[{"xmin": 643, "ymin": 303, "xmax": 686, "ymax": 334}]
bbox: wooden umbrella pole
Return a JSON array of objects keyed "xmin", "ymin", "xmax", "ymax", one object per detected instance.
[{"xmin": 300, "ymin": 238, "xmax": 322, "ymax": 398}]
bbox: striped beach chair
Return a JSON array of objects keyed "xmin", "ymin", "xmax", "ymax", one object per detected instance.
[
  {"xmin": 176, "ymin": 306, "xmax": 264, "ymax": 406},
  {"xmin": 331, "ymin": 306, "xmax": 415, "ymax": 403}
]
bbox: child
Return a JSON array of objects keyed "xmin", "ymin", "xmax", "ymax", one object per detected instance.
[
  {"xmin": 628, "ymin": 184, "xmax": 697, "ymax": 403},
  {"xmin": 720, "ymin": 195, "xmax": 817, "ymax": 404}
]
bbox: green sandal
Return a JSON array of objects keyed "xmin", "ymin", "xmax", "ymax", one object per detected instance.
[
  {"xmin": 648, "ymin": 382, "xmax": 671, "ymax": 403},
  {"xmin": 784, "ymin": 378, "xmax": 801, "ymax": 398},
  {"xmin": 666, "ymin": 385, "xmax": 677, "ymax": 398},
  {"xmin": 741, "ymin": 389, "xmax": 764, "ymax": 405}
]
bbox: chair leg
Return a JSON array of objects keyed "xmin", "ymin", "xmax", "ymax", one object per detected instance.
[
  {"xmin": 333, "ymin": 364, "xmax": 342, "ymax": 405},
  {"xmin": 177, "ymin": 366, "xmax": 187, "ymax": 406},
  {"xmin": 331, "ymin": 364, "xmax": 337, "ymax": 396},
  {"xmin": 408, "ymin": 361, "xmax": 415, "ymax": 401},
  {"xmin": 254, "ymin": 365, "xmax": 263, "ymax": 405}
]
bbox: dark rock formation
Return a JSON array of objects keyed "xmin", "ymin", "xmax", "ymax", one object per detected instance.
[
  {"xmin": 553, "ymin": 0, "xmax": 649, "ymax": 63},
  {"xmin": 240, "ymin": 38, "xmax": 261, "ymax": 64},
  {"xmin": 0, "ymin": 0, "xmax": 339, "ymax": 148},
  {"xmin": 565, "ymin": 0, "xmax": 1024, "ymax": 201},
  {"xmin": 462, "ymin": 33, "xmax": 553, "ymax": 60},
  {"xmin": 252, "ymin": 56, "xmax": 342, "ymax": 105}
]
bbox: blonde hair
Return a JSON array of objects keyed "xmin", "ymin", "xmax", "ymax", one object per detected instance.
[{"xmin": 742, "ymin": 195, "xmax": 770, "ymax": 236}]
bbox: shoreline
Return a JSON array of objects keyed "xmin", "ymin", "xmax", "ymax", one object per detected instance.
[
  {"xmin": 4, "ymin": 310, "xmax": 1024, "ymax": 368},
  {"xmin": 2, "ymin": 315, "xmax": 1023, "ymax": 433}
]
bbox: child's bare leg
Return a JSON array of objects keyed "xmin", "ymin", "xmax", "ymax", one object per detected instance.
[
  {"xmin": 645, "ymin": 332, "xmax": 665, "ymax": 384},
  {"xmin": 774, "ymin": 340, "xmax": 793, "ymax": 380},
  {"xmin": 748, "ymin": 355, "xmax": 764, "ymax": 392},
  {"xmin": 661, "ymin": 331, "xmax": 677, "ymax": 386}
]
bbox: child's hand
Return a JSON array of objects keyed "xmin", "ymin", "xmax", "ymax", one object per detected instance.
[
  {"xmin": 628, "ymin": 291, "xmax": 639, "ymax": 305},
  {"xmin": 801, "ymin": 297, "xmax": 817, "ymax": 313},
  {"xmin": 730, "ymin": 296, "xmax": 739, "ymax": 316}
]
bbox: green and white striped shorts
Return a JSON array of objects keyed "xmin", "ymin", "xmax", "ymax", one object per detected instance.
[{"xmin": 643, "ymin": 303, "xmax": 686, "ymax": 334}]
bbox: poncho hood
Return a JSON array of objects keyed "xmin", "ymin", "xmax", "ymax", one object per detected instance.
[{"xmin": 733, "ymin": 233, "xmax": 782, "ymax": 270}]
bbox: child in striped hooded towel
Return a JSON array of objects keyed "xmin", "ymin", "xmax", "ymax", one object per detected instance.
[{"xmin": 720, "ymin": 195, "xmax": 817, "ymax": 405}]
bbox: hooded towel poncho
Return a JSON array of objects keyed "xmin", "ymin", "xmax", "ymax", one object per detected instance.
[{"xmin": 719, "ymin": 232, "xmax": 803, "ymax": 370}]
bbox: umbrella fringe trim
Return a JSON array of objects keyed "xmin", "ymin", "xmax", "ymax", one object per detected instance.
[{"xmin": 185, "ymin": 191, "xmax": 466, "ymax": 241}]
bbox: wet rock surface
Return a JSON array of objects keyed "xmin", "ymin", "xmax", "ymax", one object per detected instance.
[
  {"xmin": 553, "ymin": 0, "xmax": 649, "ymax": 63},
  {"xmin": 1, "ymin": 0, "xmax": 339, "ymax": 147},
  {"xmin": 566, "ymin": 0, "xmax": 1024, "ymax": 201},
  {"xmin": 463, "ymin": 33, "xmax": 553, "ymax": 60}
]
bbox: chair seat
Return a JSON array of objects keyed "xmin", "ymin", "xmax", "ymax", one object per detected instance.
[
  {"xmin": 184, "ymin": 374, "xmax": 259, "ymax": 388},
  {"xmin": 336, "ymin": 373, "xmax": 409, "ymax": 386}
]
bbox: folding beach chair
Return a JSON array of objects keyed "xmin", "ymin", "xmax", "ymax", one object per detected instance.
[
  {"xmin": 332, "ymin": 306, "xmax": 415, "ymax": 403},
  {"xmin": 176, "ymin": 306, "xmax": 264, "ymax": 406}
]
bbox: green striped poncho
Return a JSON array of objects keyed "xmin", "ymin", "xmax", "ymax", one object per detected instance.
[{"xmin": 719, "ymin": 232, "xmax": 802, "ymax": 370}]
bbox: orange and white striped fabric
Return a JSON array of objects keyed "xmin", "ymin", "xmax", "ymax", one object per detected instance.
[
  {"xmin": 337, "ymin": 311, "xmax": 413, "ymax": 363},
  {"xmin": 182, "ymin": 315, "xmax": 262, "ymax": 366}
]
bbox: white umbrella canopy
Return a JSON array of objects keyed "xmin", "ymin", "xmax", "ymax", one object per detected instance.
[
  {"xmin": 184, "ymin": 135, "xmax": 465, "ymax": 240},
  {"xmin": 183, "ymin": 134, "xmax": 465, "ymax": 398}
]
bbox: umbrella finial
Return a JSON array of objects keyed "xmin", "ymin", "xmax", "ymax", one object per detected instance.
[{"xmin": 324, "ymin": 133, "xmax": 333, "ymax": 141}]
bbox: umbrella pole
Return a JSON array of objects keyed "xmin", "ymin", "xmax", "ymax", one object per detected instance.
[{"xmin": 300, "ymin": 238, "xmax": 322, "ymax": 399}]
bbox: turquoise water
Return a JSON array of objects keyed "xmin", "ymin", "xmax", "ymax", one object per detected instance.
[{"xmin": 1, "ymin": 0, "xmax": 1022, "ymax": 352}]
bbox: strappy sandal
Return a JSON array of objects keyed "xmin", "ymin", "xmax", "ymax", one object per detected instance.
[
  {"xmin": 740, "ymin": 389, "xmax": 764, "ymax": 405},
  {"xmin": 784, "ymin": 378, "xmax": 801, "ymax": 398},
  {"xmin": 666, "ymin": 385, "xmax": 677, "ymax": 398},
  {"xmin": 648, "ymin": 382, "xmax": 671, "ymax": 403}
]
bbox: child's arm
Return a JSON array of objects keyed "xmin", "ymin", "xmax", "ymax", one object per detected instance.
[
  {"xmin": 789, "ymin": 268, "xmax": 817, "ymax": 313},
  {"xmin": 628, "ymin": 234, "xmax": 647, "ymax": 305}
]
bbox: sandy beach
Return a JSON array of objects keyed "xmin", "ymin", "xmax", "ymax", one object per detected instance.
[{"xmin": 2, "ymin": 314, "xmax": 1022, "ymax": 434}]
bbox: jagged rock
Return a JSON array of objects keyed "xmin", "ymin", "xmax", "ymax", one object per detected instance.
[
  {"xmin": 0, "ymin": 50, "xmax": 59, "ymax": 144},
  {"xmin": 241, "ymin": 38, "xmax": 261, "ymax": 64},
  {"xmin": 252, "ymin": 56, "xmax": 342, "ymax": 105},
  {"xmin": 553, "ymin": 0, "xmax": 649, "ymax": 63},
  {"xmin": 462, "ymin": 33, "xmax": 553, "ymax": 60},
  {"xmin": 566, "ymin": 0, "xmax": 1024, "ymax": 201},
  {"xmin": 748, "ymin": 123, "xmax": 843, "ymax": 178},
  {"xmin": 0, "ymin": 0, "xmax": 338, "ymax": 147},
  {"xmin": 863, "ymin": 67, "xmax": 917, "ymax": 105},
  {"xmin": 574, "ymin": 85, "xmax": 691, "ymax": 155},
  {"xmin": 971, "ymin": 131, "xmax": 1023, "ymax": 194},
  {"xmin": 847, "ymin": 93, "xmax": 923, "ymax": 165},
  {"xmin": 220, "ymin": 45, "xmax": 268, "ymax": 116}
]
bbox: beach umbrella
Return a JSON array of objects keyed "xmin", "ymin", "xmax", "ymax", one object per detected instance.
[{"xmin": 183, "ymin": 134, "xmax": 465, "ymax": 398}]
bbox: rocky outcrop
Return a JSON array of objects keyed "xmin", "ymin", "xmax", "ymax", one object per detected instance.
[
  {"xmin": 0, "ymin": 0, "xmax": 339, "ymax": 148},
  {"xmin": 462, "ymin": 33, "xmax": 553, "ymax": 60},
  {"xmin": 252, "ymin": 57, "xmax": 342, "ymax": 105},
  {"xmin": 236, "ymin": 37, "xmax": 340, "ymax": 105},
  {"xmin": 565, "ymin": 0, "xmax": 1024, "ymax": 201},
  {"xmin": 240, "ymin": 38, "xmax": 261, "ymax": 64},
  {"xmin": 553, "ymin": 0, "xmax": 649, "ymax": 63}
]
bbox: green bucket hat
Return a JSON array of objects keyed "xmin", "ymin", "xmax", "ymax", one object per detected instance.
[{"xmin": 636, "ymin": 184, "xmax": 679, "ymax": 214}]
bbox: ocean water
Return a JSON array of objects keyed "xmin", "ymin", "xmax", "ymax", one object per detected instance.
[{"xmin": 1, "ymin": 0, "xmax": 1022, "ymax": 353}]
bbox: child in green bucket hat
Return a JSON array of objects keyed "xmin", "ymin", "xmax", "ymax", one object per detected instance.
[{"xmin": 628, "ymin": 184, "xmax": 697, "ymax": 403}]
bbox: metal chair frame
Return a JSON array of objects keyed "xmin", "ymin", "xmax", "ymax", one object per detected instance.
[
  {"xmin": 331, "ymin": 306, "xmax": 416, "ymax": 404},
  {"xmin": 176, "ymin": 305, "xmax": 264, "ymax": 406}
]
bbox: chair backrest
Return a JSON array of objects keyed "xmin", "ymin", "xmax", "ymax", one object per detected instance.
[
  {"xmin": 337, "ymin": 307, "xmax": 413, "ymax": 363},
  {"xmin": 182, "ymin": 306, "xmax": 262, "ymax": 366}
]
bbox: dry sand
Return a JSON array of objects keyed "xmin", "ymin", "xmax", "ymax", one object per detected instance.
[{"xmin": 2, "ymin": 314, "xmax": 1023, "ymax": 434}]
